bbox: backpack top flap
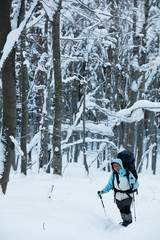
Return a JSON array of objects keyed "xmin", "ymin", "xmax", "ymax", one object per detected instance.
[
  {"xmin": 117, "ymin": 150, "xmax": 135, "ymax": 164},
  {"xmin": 117, "ymin": 150, "xmax": 138, "ymax": 179}
]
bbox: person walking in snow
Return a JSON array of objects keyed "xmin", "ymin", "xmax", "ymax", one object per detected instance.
[{"xmin": 98, "ymin": 158, "xmax": 139, "ymax": 227}]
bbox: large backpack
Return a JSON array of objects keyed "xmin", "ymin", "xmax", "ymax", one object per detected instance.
[{"xmin": 117, "ymin": 150, "xmax": 138, "ymax": 180}]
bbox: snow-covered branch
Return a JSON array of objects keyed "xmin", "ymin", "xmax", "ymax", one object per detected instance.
[
  {"xmin": 41, "ymin": 0, "xmax": 58, "ymax": 21},
  {"xmin": 0, "ymin": 0, "xmax": 41, "ymax": 71},
  {"xmin": 27, "ymin": 131, "xmax": 41, "ymax": 153},
  {"xmin": 88, "ymin": 142, "xmax": 115, "ymax": 169},
  {"xmin": 62, "ymin": 137, "xmax": 117, "ymax": 150},
  {"xmin": 0, "ymin": 0, "xmax": 58, "ymax": 71},
  {"xmin": 62, "ymin": 85, "xmax": 160, "ymax": 144},
  {"xmin": 9, "ymin": 136, "xmax": 24, "ymax": 156},
  {"xmin": 137, "ymin": 143, "xmax": 157, "ymax": 172},
  {"xmin": 140, "ymin": 56, "xmax": 160, "ymax": 92},
  {"xmin": 116, "ymin": 100, "xmax": 160, "ymax": 123},
  {"xmin": 61, "ymin": 79, "xmax": 110, "ymax": 144}
]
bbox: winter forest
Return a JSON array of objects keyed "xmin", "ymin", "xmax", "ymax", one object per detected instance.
[{"xmin": 0, "ymin": 0, "xmax": 160, "ymax": 196}]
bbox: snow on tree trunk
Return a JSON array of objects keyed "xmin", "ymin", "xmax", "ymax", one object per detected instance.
[
  {"xmin": 0, "ymin": 0, "xmax": 16, "ymax": 194},
  {"xmin": 19, "ymin": 0, "xmax": 28, "ymax": 175},
  {"xmin": 52, "ymin": 0, "xmax": 62, "ymax": 175}
]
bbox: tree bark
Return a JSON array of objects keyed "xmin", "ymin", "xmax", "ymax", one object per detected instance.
[
  {"xmin": 19, "ymin": 0, "xmax": 28, "ymax": 175},
  {"xmin": 52, "ymin": 0, "xmax": 62, "ymax": 175},
  {"xmin": 0, "ymin": 0, "xmax": 16, "ymax": 194}
]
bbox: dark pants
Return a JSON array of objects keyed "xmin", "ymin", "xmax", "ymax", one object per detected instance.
[{"xmin": 116, "ymin": 198, "xmax": 132, "ymax": 214}]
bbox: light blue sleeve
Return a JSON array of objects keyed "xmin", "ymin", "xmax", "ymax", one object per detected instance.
[
  {"xmin": 134, "ymin": 180, "xmax": 139, "ymax": 190},
  {"xmin": 102, "ymin": 173, "xmax": 114, "ymax": 194}
]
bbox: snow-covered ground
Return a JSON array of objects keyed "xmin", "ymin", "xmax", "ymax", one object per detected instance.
[{"xmin": 0, "ymin": 164, "xmax": 160, "ymax": 240}]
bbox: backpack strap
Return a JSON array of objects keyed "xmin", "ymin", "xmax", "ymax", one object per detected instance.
[
  {"xmin": 114, "ymin": 171, "xmax": 120, "ymax": 185},
  {"xmin": 113, "ymin": 188, "xmax": 133, "ymax": 200},
  {"xmin": 125, "ymin": 168, "xmax": 130, "ymax": 182},
  {"xmin": 112, "ymin": 170, "xmax": 134, "ymax": 201}
]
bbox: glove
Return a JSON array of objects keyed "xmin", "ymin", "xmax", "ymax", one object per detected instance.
[{"xmin": 97, "ymin": 190, "xmax": 103, "ymax": 197}]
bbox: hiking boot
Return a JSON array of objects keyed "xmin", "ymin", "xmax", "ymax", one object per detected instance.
[{"xmin": 119, "ymin": 221, "xmax": 132, "ymax": 227}]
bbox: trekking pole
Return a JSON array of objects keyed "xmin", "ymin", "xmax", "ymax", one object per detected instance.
[
  {"xmin": 132, "ymin": 191, "xmax": 136, "ymax": 222},
  {"xmin": 130, "ymin": 178, "xmax": 137, "ymax": 222},
  {"xmin": 98, "ymin": 192, "xmax": 107, "ymax": 216}
]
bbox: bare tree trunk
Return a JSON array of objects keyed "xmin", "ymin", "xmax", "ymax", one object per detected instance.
[
  {"xmin": 52, "ymin": 0, "xmax": 62, "ymax": 175},
  {"xmin": 18, "ymin": 0, "xmax": 28, "ymax": 175},
  {"xmin": 135, "ymin": 0, "xmax": 149, "ymax": 168},
  {"xmin": 20, "ymin": 37, "xmax": 28, "ymax": 175},
  {"xmin": 39, "ymin": 75, "xmax": 50, "ymax": 169},
  {"xmin": 39, "ymin": 17, "xmax": 52, "ymax": 172},
  {"xmin": 0, "ymin": 0, "xmax": 16, "ymax": 194},
  {"xmin": 152, "ymin": 114, "xmax": 158, "ymax": 175},
  {"xmin": 82, "ymin": 82, "xmax": 89, "ymax": 174}
]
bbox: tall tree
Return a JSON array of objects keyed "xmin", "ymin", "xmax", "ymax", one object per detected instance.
[
  {"xmin": 19, "ymin": 0, "xmax": 28, "ymax": 175},
  {"xmin": 52, "ymin": 0, "xmax": 62, "ymax": 175},
  {"xmin": 0, "ymin": 0, "xmax": 16, "ymax": 194}
]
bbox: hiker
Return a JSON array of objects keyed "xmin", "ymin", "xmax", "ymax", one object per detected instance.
[{"xmin": 98, "ymin": 158, "xmax": 139, "ymax": 227}]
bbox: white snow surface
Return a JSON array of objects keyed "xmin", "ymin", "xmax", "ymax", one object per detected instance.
[{"xmin": 0, "ymin": 164, "xmax": 160, "ymax": 240}]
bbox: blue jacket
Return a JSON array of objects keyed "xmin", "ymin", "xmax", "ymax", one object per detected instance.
[{"xmin": 102, "ymin": 158, "xmax": 139, "ymax": 200}]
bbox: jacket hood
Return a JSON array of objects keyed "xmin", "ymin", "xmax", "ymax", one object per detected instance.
[{"xmin": 111, "ymin": 158, "xmax": 124, "ymax": 170}]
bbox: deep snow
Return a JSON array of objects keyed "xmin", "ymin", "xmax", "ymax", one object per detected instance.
[{"xmin": 0, "ymin": 164, "xmax": 160, "ymax": 240}]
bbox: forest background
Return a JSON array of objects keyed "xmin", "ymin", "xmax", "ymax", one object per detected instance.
[{"xmin": 0, "ymin": 0, "xmax": 160, "ymax": 194}]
